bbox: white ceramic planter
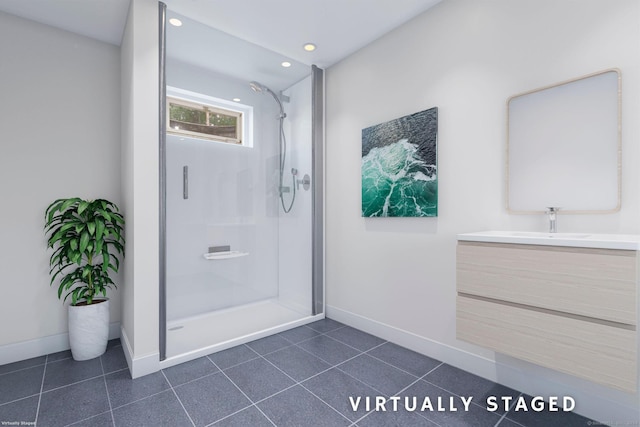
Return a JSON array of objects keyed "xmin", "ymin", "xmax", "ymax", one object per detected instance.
[{"xmin": 68, "ymin": 298, "xmax": 110, "ymax": 361}]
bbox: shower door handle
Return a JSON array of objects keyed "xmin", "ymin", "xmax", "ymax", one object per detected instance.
[{"xmin": 183, "ymin": 166, "xmax": 189, "ymax": 199}]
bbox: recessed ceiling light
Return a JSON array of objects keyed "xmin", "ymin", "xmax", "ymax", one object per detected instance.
[
  {"xmin": 281, "ymin": 61, "xmax": 292, "ymax": 68},
  {"xmin": 169, "ymin": 18, "xmax": 182, "ymax": 27},
  {"xmin": 303, "ymin": 43, "xmax": 316, "ymax": 52},
  {"xmin": 233, "ymin": 98, "xmax": 241, "ymax": 102}
]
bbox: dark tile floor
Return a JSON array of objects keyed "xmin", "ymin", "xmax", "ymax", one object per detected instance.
[{"xmin": 0, "ymin": 318, "xmax": 600, "ymax": 427}]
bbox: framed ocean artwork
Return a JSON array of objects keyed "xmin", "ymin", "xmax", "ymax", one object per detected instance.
[{"xmin": 361, "ymin": 107, "xmax": 438, "ymax": 217}]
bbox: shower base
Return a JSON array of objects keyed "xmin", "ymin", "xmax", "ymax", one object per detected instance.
[{"xmin": 162, "ymin": 298, "xmax": 321, "ymax": 368}]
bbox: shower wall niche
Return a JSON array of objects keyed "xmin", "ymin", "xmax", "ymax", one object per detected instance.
[{"xmin": 162, "ymin": 13, "xmax": 320, "ymax": 362}]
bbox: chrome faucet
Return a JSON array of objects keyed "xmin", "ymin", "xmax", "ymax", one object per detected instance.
[{"xmin": 546, "ymin": 207, "xmax": 559, "ymax": 233}]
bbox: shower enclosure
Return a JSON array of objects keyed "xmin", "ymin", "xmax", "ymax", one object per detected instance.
[{"xmin": 159, "ymin": 8, "xmax": 324, "ymax": 365}]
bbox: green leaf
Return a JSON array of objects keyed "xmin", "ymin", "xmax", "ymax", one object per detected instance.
[
  {"xmin": 60, "ymin": 198, "xmax": 80, "ymax": 212},
  {"xmin": 87, "ymin": 221, "xmax": 96, "ymax": 235},
  {"xmin": 77, "ymin": 200, "xmax": 90, "ymax": 215},
  {"xmin": 79, "ymin": 231, "xmax": 90, "ymax": 254},
  {"xmin": 95, "ymin": 218, "xmax": 105, "ymax": 241}
]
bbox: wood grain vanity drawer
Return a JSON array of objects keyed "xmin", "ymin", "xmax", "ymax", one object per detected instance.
[
  {"xmin": 457, "ymin": 242, "xmax": 637, "ymax": 325},
  {"xmin": 457, "ymin": 294, "xmax": 637, "ymax": 392}
]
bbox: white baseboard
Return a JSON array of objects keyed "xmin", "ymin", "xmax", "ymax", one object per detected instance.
[
  {"xmin": 0, "ymin": 322, "xmax": 121, "ymax": 365},
  {"xmin": 119, "ymin": 326, "xmax": 159, "ymax": 379},
  {"xmin": 326, "ymin": 305, "xmax": 639, "ymax": 425}
]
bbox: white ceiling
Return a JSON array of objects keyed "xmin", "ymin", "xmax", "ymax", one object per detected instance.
[
  {"xmin": 0, "ymin": 0, "xmax": 441, "ymax": 69},
  {"xmin": 164, "ymin": 0, "xmax": 442, "ymax": 68},
  {"xmin": 0, "ymin": 0, "xmax": 130, "ymax": 46}
]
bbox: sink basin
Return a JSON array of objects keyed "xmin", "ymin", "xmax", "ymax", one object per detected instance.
[
  {"xmin": 457, "ymin": 230, "xmax": 640, "ymax": 250},
  {"xmin": 510, "ymin": 232, "xmax": 591, "ymax": 239}
]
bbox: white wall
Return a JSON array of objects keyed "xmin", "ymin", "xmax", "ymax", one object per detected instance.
[
  {"xmin": 325, "ymin": 0, "xmax": 639, "ymax": 423},
  {"xmin": 120, "ymin": 0, "xmax": 160, "ymax": 377},
  {"xmin": 0, "ymin": 11, "xmax": 122, "ymax": 362}
]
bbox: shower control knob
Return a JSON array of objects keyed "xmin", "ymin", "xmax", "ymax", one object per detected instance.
[{"xmin": 296, "ymin": 174, "xmax": 311, "ymax": 191}]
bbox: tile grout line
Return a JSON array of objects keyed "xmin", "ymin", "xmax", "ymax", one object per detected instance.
[
  {"xmin": 362, "ymin": 343, "xmax": 443, "ymax": 379},
  {"xmin": 65, "ymin": 411, "xmax": 112, "ymax": 426},
  {"xmin": 243, "ymin": 323, "xmax": 349, "ymax": 359},
  {"xmin": 109, "ymin": 387, "xmax": 176, "ymax": 412},
  {"xmin": 160, "ymin": 369, "xmax": 197, "ymax": 427},
  {"xmin": 98, "ymin": 355, "xmax": 116, "ymax": 427},
  {"xmin": 418, "ymin": 374, "xmax": 511, "ymax": 414},
  {"xmin": 252, "ymin": 339, "xmax": 362, "ymax": 426},
  {"xmin": 38, "ymin": 373, "xmax": 106, "ymax": 394},
  {"xmin": 0, "ymin": 362, "xmax": 47, "ymax": 377},
  {"xmin": 0, "ymin": 393, "xmax": 41, "ymax": 408},
  {"xmin": 33, "ymin": 354, "xmax": 48, "ymax": 426},
  {"xmin": 344, "ymin": 361, "xmax": 446, "ymax": 427},
  {"xmin": 205, "ymin": 359, "xmax": 277, "ymax": 427},
  {"xmin": 221, "ymin": 332, "xmax": 357, "ymax": 425},
  {"xmin": 494, "ymin": 392, "xmax": 524, "ymax": 427}
]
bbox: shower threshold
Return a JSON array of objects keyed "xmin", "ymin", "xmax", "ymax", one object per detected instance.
[{"xmin": 162, "ymin": 299, "xmax": 322, "ymax": 369}]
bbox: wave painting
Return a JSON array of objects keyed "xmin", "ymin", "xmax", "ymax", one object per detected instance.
[{"xmin": 361, "ymin": 108, "xmax": 438, "ymax": 217}]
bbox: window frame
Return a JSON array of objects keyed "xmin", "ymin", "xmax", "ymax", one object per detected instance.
[{"xmin": 166, "ymin": 87, "xmax": 254, "ymax": 148}]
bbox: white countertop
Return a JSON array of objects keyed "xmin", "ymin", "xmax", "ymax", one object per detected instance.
[{"xmin": 457, "ymin": 230, "xmax": 640, "ymax": 250}]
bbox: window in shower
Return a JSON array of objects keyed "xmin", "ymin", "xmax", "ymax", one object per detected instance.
[{"xmin": 168, "ymin": 96, "xmax": 244, "ymax": 145}]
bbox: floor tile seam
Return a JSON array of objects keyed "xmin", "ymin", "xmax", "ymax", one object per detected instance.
[
  {"xmin": 292, "ymin": 338, "xmax": 366, "ymax": 367},
  {"xmin": 63, "ymin": 409, "xmax": 112, "ymax": 426},
  {"xmin": 251, "ymin": 382, "xmax": 299, "ymax": 406},
  {"xmin": 0, "ymin": 393, "xmax": 41, "ymax": 408},
  {"xmin": 276, "ymin": 325, "xmax": 321, "ymax": 345},
  {"xmin": 33, "ymin": 354, "xmax": 47, "ymax": 426},
  {"xmin": 417, "ymin": 376, "xmax": 500, "ymax": 413},
  {"xmin": 163, "ymin": 368, "xmax": 222, "ymax": 390},
  {"xmin": 332, "ymin": 365, "xmax": 391, "ymax": 398},
  {"xmin": 0, "ymin": 362, "xmax": 47, "ymax": 377},
  {"xmin": 307, "ymin": 324, "xmax": 347, "ymax": 334},
  {"xmin": 499, "ymin": 413, "xmax": 527, "ymax": 427},
  {"xmin": 295, "ymin": 354, "xmax": 398, "ymax": 402},
  {"xmin": 41, "ymin": 372, "xmax": 106, "ymax": 394},
  {"xmin": 45, "ymin": 356, "xmax": 76, "ymax": 365},
  {"xmin": 320, "ymin": 331, "xmax": 383, "ymax": 354},
  {"xmin": 205, "ymin": 353, "xmax": 261, "ymax": 372},
  {"xmin": 256, "ymin": 341, "xmax": 366, "ymax": 390},
  {"xmin": 384, "ymin": 370, "xmax": 456, "ymax": 425},
  {"xmin": 252, "ymin": 404, "xmax": 278, "ymax": 427},
  {"xmin": 160, "ymin": 369, "xmax": 197, "ymax": 427},
  {"xmin": 411, "ymin": 399, "xmax": 482, "ymax": 426},
  {"xmin": 98, "ymin": 356, "xmax": 116, "ymax": 427},
  {"xmin": 256, "ymin": 351, "xmax": 305, "ymax": 387},
  {"xmin": 350, "ymin": 404, "xmax": 445, "ymax": 427},
  {"xmin": 494, "ymin": 412, "xmax": 507, "ymax": 427},
  {"xmin": 421, "ymin": 364, "xmax": 523, "ymax": 414},
  {"xmin": 244, "ymin": 340, "xmax": 300, "ymax": 358},
  {"xmin": 203, "ymin": 402, "xmax": 278, "ymax": 427},
  {"xmin": 296, "ymin": 379, "xmax": 362, "ymax": 425},
  {"xmin": 501, "ymin": 392, "xmax": 525, "ymax": 422},
  {"xmin": 360, "ymin": 348, "xmax": 427, "ymax": 380},
  {"xmin": 208, "ymin": 359, "xmax": 257, "ymax": 407},
  {"xmin": 104, "ymin": 367, "xmax": 129, "ymax": 377},
  {"xmin": 109, "ymin": 387, "xmax": 175, "ymax": 411}
]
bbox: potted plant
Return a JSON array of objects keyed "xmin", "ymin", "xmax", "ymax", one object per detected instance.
[{"xmin": 45, "ymin": 198, "xmax": 125, "ymax": 361}]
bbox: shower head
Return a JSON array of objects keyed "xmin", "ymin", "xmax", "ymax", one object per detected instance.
[
  {"xmin": 249, "ymin": 81, "xmax": 267, "ymax": 93},
  {"xmin": 249, "ymin": 80, "xmax": 286, "ymax": 118}
]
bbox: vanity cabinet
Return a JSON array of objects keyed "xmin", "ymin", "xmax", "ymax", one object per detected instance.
[{"xmin": 456, "ymin": 237, "xmax": 638, "ymax": 392}]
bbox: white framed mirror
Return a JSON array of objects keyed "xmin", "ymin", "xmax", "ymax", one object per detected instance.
[{"xmin": 506, "ymin": 69, "xmax": 621, "ymax": 214}]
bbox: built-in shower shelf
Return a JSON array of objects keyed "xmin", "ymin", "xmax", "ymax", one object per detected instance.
[{"xmin": 203, "ymin": 251, "xmax": 249, "ymax": 260}]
